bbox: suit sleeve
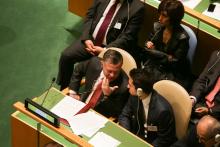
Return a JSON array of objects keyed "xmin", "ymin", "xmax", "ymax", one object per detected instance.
[
  {"xmin": 69, "ymin": 59, "xmax": 90, "ymax": 92},
  {"xmin": 152, "ymin": 110, "xmax": 176, "ymax": 147},
  {"xmin": 190, "ymin": 51, "xmax": 217, "ymax": 102},
  {"xmin": 106, "ymin": 4, "xmax": 145, "ymax": 50},
  {"xmin": 80, "ymin": 0, "xmax": 100, "ymax": 42},
  {"xmin": 118, "ymin": 96, "xmax": 133, "ymax": 130}
]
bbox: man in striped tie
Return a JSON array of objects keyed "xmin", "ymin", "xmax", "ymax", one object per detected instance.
[
  {"xmin": 68, "ymin": 49, "xmax": 129, "ymax": 119},
  {"xmin": 56, "ymin": 0, "xmax": 145, "ymax": 90}
]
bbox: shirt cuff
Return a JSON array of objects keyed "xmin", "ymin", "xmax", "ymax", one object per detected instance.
[
  {"xmin": 189, "ymin": 95, "xmax": 197, "ymax": 104},
  {"xmin": 69, "ymin": 89, "xmax": 77, "ymax": 95}
]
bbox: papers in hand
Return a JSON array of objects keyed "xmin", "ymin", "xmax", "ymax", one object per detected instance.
[
  {"xmin": 89, "ymin": 132, "xmax": 121, "ymax": 147},
  {"xmin": 50, "ymin": 96, "xmax": 86, "ymax": 120}
]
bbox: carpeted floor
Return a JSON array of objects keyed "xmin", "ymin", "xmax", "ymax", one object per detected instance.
[{"xmin": 0, "ymin": 0, "xmax": 82, "ymax": 146}]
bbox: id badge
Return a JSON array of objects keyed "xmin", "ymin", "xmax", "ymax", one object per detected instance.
[
  {"xmin": 114, "ymin": 22, "xmax": 122, "ymax": 29},
  {"xmin": 147, "ymin": 125, "xmax": 158, "ymax": 132}
]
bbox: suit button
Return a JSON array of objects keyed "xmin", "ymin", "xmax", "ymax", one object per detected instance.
[
  {"xmin": 144, "ymin": 130, "xmax": 147, "ymax": 134},
  {"xmin": 144, "ymin": 134, "xmax": 147, "ymax": 138}
]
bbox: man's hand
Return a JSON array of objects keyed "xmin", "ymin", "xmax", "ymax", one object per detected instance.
[
  {"xmin": 102, "ymin": 77, "xmax": 118, "ymax": 96},
  {"xmin": 84, "ymin": 40, "xmax": 95, "ymax": 55},
  {"xmin": 84, "ymin": 40, "xmax": 104, "ymax": 55},
  {"xmin": 145, "ymin": 41, "xmax": 155, "ymax": 49},
  {"xmin": 92, "ymin": 46, "xmax": 104, "ymax": 55},
  {"xmin": 69, "ymin": 93, "xmax": 80, "ymax": 100},
  {"xmin": 68, "ymin": 90, "xmax": 81, "ymax": 100},
  {"xmin": 195, "ymin": 107, "xmax": 209, "ymax": 116}
]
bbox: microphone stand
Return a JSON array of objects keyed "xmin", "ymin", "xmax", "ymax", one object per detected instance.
[{"xmin": 36, "ymin": 77, "xmax": 56, "ymax": 147}]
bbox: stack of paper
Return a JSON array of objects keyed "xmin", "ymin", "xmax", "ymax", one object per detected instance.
[
  {"xmin": 50, "ymin": 96, "xmax": 86, "ymax": 120},
  {"xmin": 50, "ymin": 96, "xmax": 108, "ymax": 137},
  {"xmin": 67, "ymin": 111, "xmax": 108, "ymax": 137},
  {"xmin": 89, "ymin": 132, "xmax": 121, "ymax": 147},
  {"xmin": 153, "ymin": 0, "xmax": 202, "ymax": 9}
]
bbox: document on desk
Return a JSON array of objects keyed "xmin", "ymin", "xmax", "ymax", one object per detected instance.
[
  {"xmin": 203, "ymin": 3, "xmax": 220, "ymax": 21},
  {"xmin": 68, "ymin": 111, "xmax": 108, "ymax": 137},
  {"xmin": 153, "ymin": 0, "xmax": 201, "ymax": 9},
  {"xmin": 89, "ymin": 132, "xmax": 121, "ymax": 147},
  {"xmin": 50, "ymin": 96, "xmax": 86, "ymax": 120}
]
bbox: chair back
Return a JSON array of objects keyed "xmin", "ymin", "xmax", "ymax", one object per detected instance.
[
  {"xmin": 153, "ymin": 80, "xmax": 192, "ymax": 140},
  {"xmin": 181, "ymin": 24, "xmax": 197, "ymax": 68},
  {"xmin": 98, "ymin": 47, "xmax": 137, "ymax": 77}
]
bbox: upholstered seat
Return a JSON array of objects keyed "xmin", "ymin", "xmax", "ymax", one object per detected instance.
[{"xmin": 153, "ymin": 80, "xmax": 192, "ymax": 139}]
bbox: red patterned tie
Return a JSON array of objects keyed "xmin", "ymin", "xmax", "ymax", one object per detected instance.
[
  {"xmin": 75, "ymin": 80, "xmax": 103, "ymax": 115},
  {"xmin": 94, "ymin": 0, "xmax": 119, "ymax": 46},
  {"xmin": 205, "ymin": 76, "xmax": 220, "ymax": 108}
]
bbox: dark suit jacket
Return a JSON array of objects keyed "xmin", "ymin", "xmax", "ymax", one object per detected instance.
[
  {"xmin": 118, "ymin": 90, "xmax": 177, "ymax": 147},
  {"xmin": 80, "ymin": 0, "xmax": 145, "ymax": 54},
  {"xmin": 190, "ymin": 50, "xmax": 220, "ymax": 120},
  {"xmin": 69, "ymin": 57, "xmax": 129, "ymax": 118}
]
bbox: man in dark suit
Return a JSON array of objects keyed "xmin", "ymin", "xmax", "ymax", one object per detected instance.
[
  {"xmin": 68, "ymin": 49, "xmax": 129, "ymax": 118},
  {"xmin": 118, "ymin": 68, "xmax": 177, "ymax": 147},
  {"xmin": 57, "ymin": 0, "xmax": 145, "ymax": 90},
  {"xmin": 190, "ymin": 50, "xmax": 220, "ymax": 120}
]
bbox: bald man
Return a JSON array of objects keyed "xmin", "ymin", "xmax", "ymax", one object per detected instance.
[
  {"xmin": 197, "ymin": 115, "xmax": 220, "ymax": 147},
  {"xmin": 171, "ymin": 115, "xmax": 220, "ymax": 147}
]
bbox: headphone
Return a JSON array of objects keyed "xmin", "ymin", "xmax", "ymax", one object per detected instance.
[
  {"xmin": 215, "ymin": 134, "xmax": 220, "ymax": 143},
  {"xmin": 136, "ymin": 88, "xmax": 143, "ymax": 97}
]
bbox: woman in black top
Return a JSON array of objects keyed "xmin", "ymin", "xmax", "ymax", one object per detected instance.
[{"xmin": 144, "ymin": 0, "xmax": 191, "ymax": 90}]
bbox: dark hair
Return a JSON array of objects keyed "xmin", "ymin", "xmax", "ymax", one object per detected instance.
[
  {"xmin": 103, "ymin": 49, "xmax": 123, "ymax": 65},
  {"xmin": 158, "ymin": 0, "xmax": 184, "ymax": 26},
  {"xmin": 129, "ymin": 67, "xmax": 163, "ymax": 94}
]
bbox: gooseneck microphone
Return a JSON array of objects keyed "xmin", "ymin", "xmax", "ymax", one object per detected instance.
[
  {"xmin": 37, "ymin": 77, "xmax": 56, "ymax": 147},
  {"xmin": 41, "ymin": 77, "xmax": 56, "ymax": 106}
]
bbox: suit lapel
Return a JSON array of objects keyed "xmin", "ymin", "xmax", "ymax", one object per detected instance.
[
  {"xmin": 147, "ymin": 91, "xmax": 157, "ymax": 125},
  {"xmin": 92, "ymin": 0, "xmax": 111, "ymax": 30}
]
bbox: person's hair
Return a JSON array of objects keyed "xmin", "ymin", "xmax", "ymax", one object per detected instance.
[
  {"xmin": 103, "ymin": 49, "xmax": 123, "ymax": 65},
  {"xmin": 198, "ymin": 115, "xmax": 220, "ymax": 140},
  {"xmin": 205, "ymin": 116, "xmax": 220, "ymax": 140},
  {"xmin": 158, "ymin": 0, "xmax": 184, "ymax": 26},
  {"xmin": 129, "ymin": 67, "xmax": 163, "ymax": 94}
]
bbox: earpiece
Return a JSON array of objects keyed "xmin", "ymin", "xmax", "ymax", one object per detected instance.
[
  {"xmin": 215, "ymin": 134, "xmax": 220, "ymax": 143},
  {"xmin": 136, "ymin": 88, "xmax": 143, "ymax": 97}
]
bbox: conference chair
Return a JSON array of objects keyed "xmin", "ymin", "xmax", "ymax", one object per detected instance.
[
  {"xmin": 181, "ymin": 24, "xmax": 197, "ymax": 69},
  {"xmin": 153, "ymin": 80, "xmax": 192, "ymax": 140}
]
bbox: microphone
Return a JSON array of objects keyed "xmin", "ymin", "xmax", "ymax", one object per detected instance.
[{"xmin": 41, "ymin": 77, "xmax": 56, "ymax": 106}]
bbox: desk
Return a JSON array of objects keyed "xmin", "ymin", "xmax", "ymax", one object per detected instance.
[
  {"xmin": 67, "ymin": 0, "xmax": 220, "ymax": 75},
  {"xmin": 11, "ymin": 88, "xmax": 151, "ymax": 147}
]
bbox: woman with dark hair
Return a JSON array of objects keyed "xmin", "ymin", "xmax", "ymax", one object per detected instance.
[{"xmin": 144, "ymin": 0, "xmax": 191, "ymax": 90}]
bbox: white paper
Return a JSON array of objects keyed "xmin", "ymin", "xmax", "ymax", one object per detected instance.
[
  {"xmin": 153, "ymin": 0, "xmax": 202, "ymax": 9},
  {"xmin": 68, "ymin": 111, "xmax": 108, "ymax": 137},
  {"xmin": 89, "ymin": 132, "xmax": 121, "ymax": 147},
  {"xmin": 181, "ymin": 0, "xmax": 202, "ymax": 9},
  {"xmin": 50, "ymin": 96, "xmax": 86, "ymax": 120},
  {"xmin": 203, "ymin": 2, "xmax": 220, "ymax": 21}
]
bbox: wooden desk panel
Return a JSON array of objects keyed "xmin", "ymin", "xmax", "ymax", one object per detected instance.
[
  {"xmin": 68, "ymin": 0, "xmax": 93, "ymax": 17},
  {"xmin": 11, "ymin": 112, "xmax": 54, "ymax": 147}
]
